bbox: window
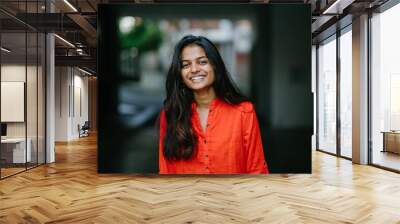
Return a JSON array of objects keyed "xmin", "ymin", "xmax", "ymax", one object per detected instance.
[
  {"xmin": 317, "ymin": 35, "xmax": 337, "ymax": 154},
  {"xmin": 339, "ymin": 28, "xmax": 352, "ymax": 158},
  {"xmin": 371, "ymin": 2, "xmax": 400, "ymax": 171}
]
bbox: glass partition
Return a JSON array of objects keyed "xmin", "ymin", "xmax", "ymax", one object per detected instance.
[
  {"xmin": 1, "ymin": 31, "xmax": 28, "ymax": 177},
  {"xmin": 0, "ymin": 1, "xmax": 46, "ymax": 179}
]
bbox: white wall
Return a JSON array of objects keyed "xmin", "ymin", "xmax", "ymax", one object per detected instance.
[
  {"xmin": 1, "ymin": 65, "xmax": 26, "ymax": 135},
  {"xmin": 55, "ymin": 66, "xmax": 70, "ymax": 141},
  {"xmin": 55, "ymin": 67, "xmax": 89, "ymax": 141},
  {"xmin": 1, "ymin": 65, "xmax": 37, "ymax": 138},
  {"xmin": 73, "ymin": 73, "xmax": 89, "ymax": 137}
]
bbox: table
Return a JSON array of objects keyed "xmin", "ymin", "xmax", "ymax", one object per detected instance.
[
  {"xmin": 382, "ymin": 131, "xmax": 400, "ymax": 154},
  {"xmin": 1, "ymin": 138, "xmax": 31, "ymax": 163}
]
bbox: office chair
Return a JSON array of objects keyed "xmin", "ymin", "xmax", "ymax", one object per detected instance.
[{"xmin": 79, "ymin": 121, "xmax": 90, "ymax": 138}]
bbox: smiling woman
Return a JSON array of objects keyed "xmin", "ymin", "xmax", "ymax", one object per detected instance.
[{"xmin": 159, "ymin": 35, "xmax": 268, "ymax": 174}]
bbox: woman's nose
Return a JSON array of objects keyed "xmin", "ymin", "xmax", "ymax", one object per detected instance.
[{"xmin": 190, "ymin": 63, "xmax": 199, "ymax": 73}]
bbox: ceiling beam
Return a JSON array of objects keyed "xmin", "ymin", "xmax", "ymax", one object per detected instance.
[
  {"xmin": 66, "ymin": 13, "xmax": 97, "ymax": 46},
  {"xmin": 322, "ymin": 0, "xmax": 355, "ymax": 14},
  {"xmin": 55, "ymin": 55, "xmax": 96, "ymax": 71}
]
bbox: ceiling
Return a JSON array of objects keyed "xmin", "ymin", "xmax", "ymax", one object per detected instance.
[{"xmin": 0, "ymin": 0, "xmax": 391, "ymax": 73}]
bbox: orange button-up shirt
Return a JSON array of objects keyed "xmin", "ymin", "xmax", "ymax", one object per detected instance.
[{"xmin": 159, "ymin": 98, "xmax": 269, "ymax": 174}]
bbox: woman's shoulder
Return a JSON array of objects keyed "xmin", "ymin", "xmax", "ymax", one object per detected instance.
[{"xmin": 231, "ymin": 101, "xmax": 255, "ymax": 113}]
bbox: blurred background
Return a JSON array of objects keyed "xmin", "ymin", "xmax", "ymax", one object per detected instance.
[{"xmin": 116, "ymin": 17, "xmax": 254, "ymax": 128}]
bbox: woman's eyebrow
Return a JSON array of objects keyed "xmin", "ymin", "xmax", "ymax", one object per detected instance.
[{"xmin": 181, "ymin": 56, "xmax": 207, "ymax": 62}]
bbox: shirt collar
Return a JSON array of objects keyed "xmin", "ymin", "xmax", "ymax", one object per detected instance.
[{"xmin": 191, "ymin": 97, "xmax": 222, "ymax": 111}]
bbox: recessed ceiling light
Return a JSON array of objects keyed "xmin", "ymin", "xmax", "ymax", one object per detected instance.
[
  {"xmin": 54, "ymin": 34, "xmax": 75, "ymax": 48},
  {"xmin": 63, "ymin": 0, "xmax": 78, "ymax": 12},
  {"xmin": 78, "ymin": 67, "xmax": 93, "ymax": 76}
]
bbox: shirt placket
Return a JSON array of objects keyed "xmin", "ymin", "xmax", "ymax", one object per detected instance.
[
  {"xmin": 203, "ymin": 108, "xmax": 212, "ymax": 174},
  {"xmin": 193, "ymin": 100, "xmax": 218, "ymax": 174},
  {"xmin": 204, "ymin": 107, "xmax": 214, "ymax": 173}
]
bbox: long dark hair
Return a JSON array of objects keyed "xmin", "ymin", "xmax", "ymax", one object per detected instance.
[{"xmin": 163, "ymin": 35, "xmax": 247, "ymax": 160}]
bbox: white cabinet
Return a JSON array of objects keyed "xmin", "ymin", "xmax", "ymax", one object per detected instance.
[{"xmin": 1, "ymin": 138, "xmax": 32, "ymax": 163}]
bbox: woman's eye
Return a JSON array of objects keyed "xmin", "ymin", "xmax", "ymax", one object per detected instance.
[
  {"xmin": 199, "ymin": 60, "xmax": 208, "ymax": 65},
  {"xmin": 182, "ymin": 64, "xmax": 189, "ymax": 68}
]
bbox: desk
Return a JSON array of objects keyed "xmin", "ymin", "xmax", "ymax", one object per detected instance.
[
  {"xmin": 382, "ymin": 131, "xmax": 400, "ymax": 154},
  {"xmin": 1, "ymin": 138, "xmax": 31, "ymax": 163}
]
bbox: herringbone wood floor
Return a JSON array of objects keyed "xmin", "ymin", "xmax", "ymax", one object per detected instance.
[{"xmin": 1, "ymin": 135, "xmax": 400, "ymax": 224}]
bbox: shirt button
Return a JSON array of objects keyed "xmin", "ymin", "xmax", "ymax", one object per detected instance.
[
  {"xmin": 204, "ymin": 140, "xmax": 207, "ymax": 144},
  {"xmin": 205, "ymin": 154, "xmax": 208, "ymax": 157}
]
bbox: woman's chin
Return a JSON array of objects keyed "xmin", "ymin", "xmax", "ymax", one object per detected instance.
[{"xmin": 187, "ymin": 83, "xmax": 208, "ymax": 91}]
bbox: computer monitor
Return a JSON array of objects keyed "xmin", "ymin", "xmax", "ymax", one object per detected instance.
[{"xmin": 1, "ymin": 123, "xmax": 7, "ymax": 137}]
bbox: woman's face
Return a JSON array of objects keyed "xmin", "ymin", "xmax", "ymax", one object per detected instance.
[{"xmin": 180, "ymin": 44, "xmax": 215, "ymax": 92}]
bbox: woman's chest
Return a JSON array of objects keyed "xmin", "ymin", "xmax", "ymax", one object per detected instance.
[{"xmin": 192, "ymin": 110, "xmax": 243, "ymax": 146}]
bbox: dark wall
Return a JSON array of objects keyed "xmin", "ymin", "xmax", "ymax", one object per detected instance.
[{"xmin": 253, "ymin": 5, "xmax": 312, "ymax": 173}]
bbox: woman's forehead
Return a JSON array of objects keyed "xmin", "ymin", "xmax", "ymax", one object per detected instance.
[{"xmin": 181, "ymin": 45, "xmax": 207, "ymax": 61}]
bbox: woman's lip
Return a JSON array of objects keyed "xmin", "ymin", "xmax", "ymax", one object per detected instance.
[{"xmin": 189, "ymin": 75, "xmax": 206, "ymax": 80}]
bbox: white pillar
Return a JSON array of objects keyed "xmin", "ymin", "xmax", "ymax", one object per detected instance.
[
  {"xmin": 46, "ymin": 33, "xmax": 55, "ymax": 163},
  {"xmin": 46, "ymin": 1, "xmax": 55, "ymax": 163},
  {"xmin": 352, "ymin": 14, "xmax": 369, "ymax": 164}
]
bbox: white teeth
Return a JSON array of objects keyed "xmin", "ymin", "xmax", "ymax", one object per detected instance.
[{"xmin": 190, "ymin": 76, "xmax": 205, "ymax": 82}]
